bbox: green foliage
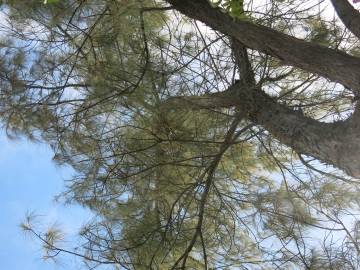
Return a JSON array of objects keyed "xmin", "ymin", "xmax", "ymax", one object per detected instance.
[
  {"xmin": 307, "ymin": 19, "xmax": 332, "ymax": 46},
  {"xmin": 44, "ymin": 0, "xmax": 60, "ymax": 4},
  {"xmin": 210, "ymin": 0, "xmax": 249, "ymax": 20},
  {"xmin": 0, "ymin": 0, "xmax": 359, "ymax": 269}
]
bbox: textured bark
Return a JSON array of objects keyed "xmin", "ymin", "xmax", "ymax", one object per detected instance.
[
  {"xmin": 168, "ymin": 83, "xmax": 360, "ymax": 178},
  {"xmin": 235, "ymin": 87, "xmax": 360, "ymax": 179},
  {"xmin": 331, "ymin": 0, "xmax": 360, "ymax": 39},
  {"xmin": 164, "ymin": 0, "xmax": 360, "ymax": 178},
  {"xmin": 166, "ymin": 0, "xmax": 360, "ymax": 93}
]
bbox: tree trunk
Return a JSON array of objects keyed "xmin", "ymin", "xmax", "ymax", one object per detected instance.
[
  {"xmin": 166, "ymin": 0, "xmax": 360, "ymax": 93},
  {"xmin": 331, "ymin": 0, "xmax": 360, "ymax": 39},
  {"xmin": 164, "ymin": 0, "xmax": 360, "ymax": 178},
  {"xmin": 167, "ymin": 82, "xmax": 360, "ymax": 178},
  {"xmin": 234, "ymin": 85, "xmax": 360, "ymax": 179}
]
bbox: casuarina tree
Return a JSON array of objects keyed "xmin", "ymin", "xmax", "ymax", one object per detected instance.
[{"xmin": 2, "ymin": 0, "xmax": 360, "ymax": 269}]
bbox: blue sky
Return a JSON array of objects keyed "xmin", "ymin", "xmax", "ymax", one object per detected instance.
[{"xmin": 0, "ymin": 133, "xmax": 92, "ymax": 270}]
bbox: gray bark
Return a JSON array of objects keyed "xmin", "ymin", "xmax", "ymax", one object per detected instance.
[
  {"xmin": 164, "ymin": 0, "xmax": 360, "ymax": 178},
  {"xmin": 233, "ymin": 86, "xmax": 360, "ymax": 179},
  {"xmin": 167, "ymin": 83, "xmax": 360, "ymax": 178},
  {"xmin": 166, "ymin": 0, "xmax": 360, "ymax": 93},
  {"xmin": 331, "ymin": 0, "xmax": 360, "ymax": 39}
]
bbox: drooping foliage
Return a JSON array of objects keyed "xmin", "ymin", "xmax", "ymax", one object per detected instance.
[{"xmin": 2, "ymin": 0, "xmax": 360, "ymax": 269}]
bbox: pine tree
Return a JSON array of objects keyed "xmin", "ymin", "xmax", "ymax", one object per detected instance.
[{"xmin": 2, "ymin": 0, "xmax": 360, "ymax": 269}]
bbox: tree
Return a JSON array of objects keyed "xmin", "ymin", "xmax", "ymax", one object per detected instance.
[{"xmin": 2, "ymin": 0, "xmax": 360, "ymax": 269}]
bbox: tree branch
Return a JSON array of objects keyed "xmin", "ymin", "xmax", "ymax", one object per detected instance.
[
  {"xmin": 166, "ymin": 0, "xmax": 360, "ymax": 93},
  {"xmin": 231, "ymin": 38, "xmax": 256, "ymax": 87},
  {"xmin": 164, "ymin": 80, "xmax": 360, "ymax": 178},
  {"xmin": 331, "ymin": 0, "xmax": 360, "ymax": 39},
  {"xmin": 162, "ymin": 88, "xmax": 238, "ymax": 109}
]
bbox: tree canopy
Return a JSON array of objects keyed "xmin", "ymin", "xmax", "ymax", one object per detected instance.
[{"xmin": 2, "ymin": 0, "xmax": 360, "ymax": 269}]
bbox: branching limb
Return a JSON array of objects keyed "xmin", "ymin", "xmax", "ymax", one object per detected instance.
[
  {"xmin": 331, "ymin": 0, "xmax": 360, "ymax": 39},
  {"xmin": 166, "ymin": 0, "xmax": 360, "ymax": 92}
]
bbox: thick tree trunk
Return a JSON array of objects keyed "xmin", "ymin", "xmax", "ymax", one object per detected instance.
[
  {"xmin": 234, "ymin": 86, "xmax": 360, "ymax": 179},
  {"xmin": 167, "ymin": 83, "xmax": 360, "ymax": 178},
  {"xmin": 164, "ymin": 0, "xmax": 360, "ymax": 178},
  {"xmin": 331, "ymin": 0, "xmax": 360, "ymax": 39},
  {"xmin": 166, "ymin": 0, "xmax": 360, "ymax": 93}
]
